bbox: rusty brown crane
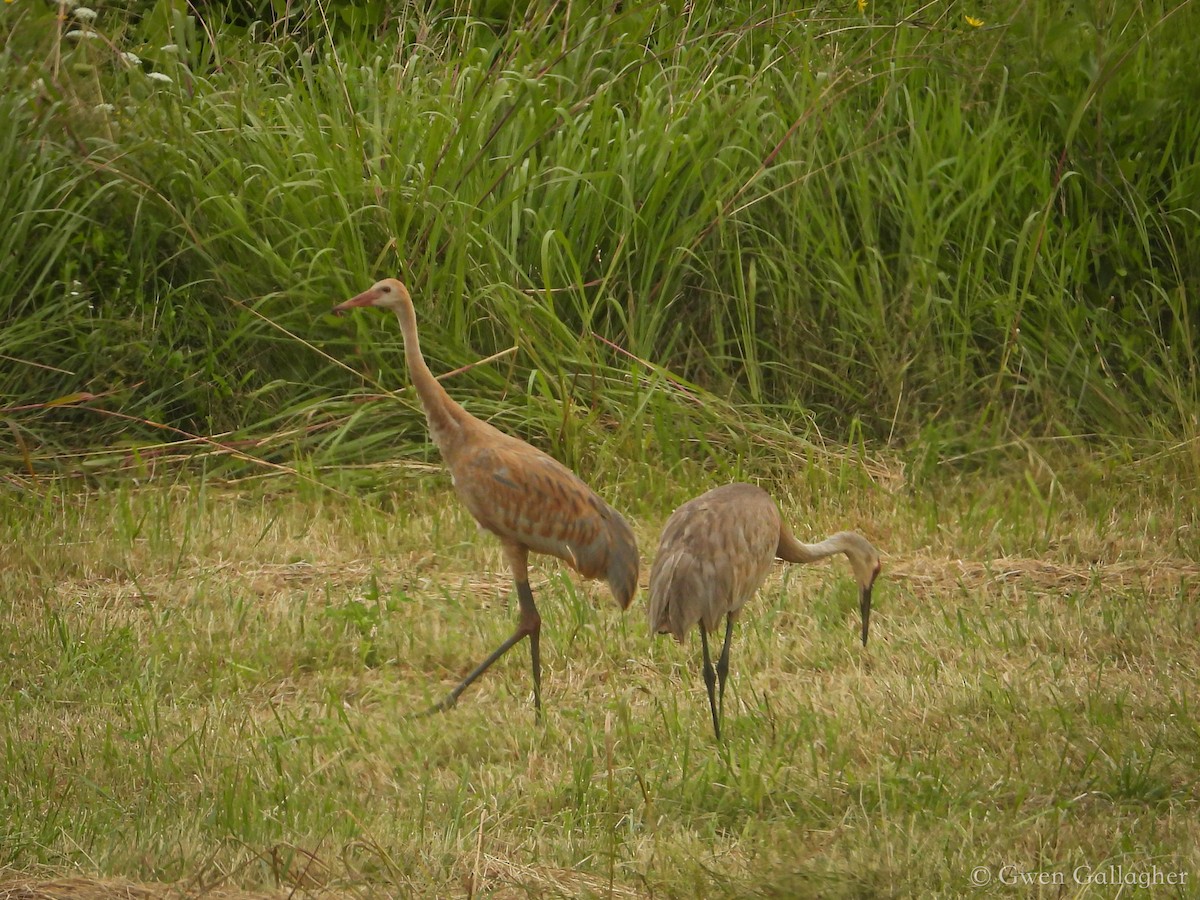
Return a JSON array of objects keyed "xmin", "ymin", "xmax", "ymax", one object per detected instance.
[
  {"xmin": 333, "ymin": 278, "xmax": 639, "ymax": 715},
  {"xmin": 648, "ymin": 483, "xmax": 881, "ymax": 740}
]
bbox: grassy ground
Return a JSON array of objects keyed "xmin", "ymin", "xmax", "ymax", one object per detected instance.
[
  {"xmin": 3, "ymin": 450, "xmax": 1198, "ymax": 898},
  {"xmin": 2, "ymin": 2, "xmax": 1199, "ymax": 896}
]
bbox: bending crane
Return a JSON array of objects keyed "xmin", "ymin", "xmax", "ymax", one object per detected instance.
[{"xmin": 648, "ymin": 482, "xmax": 880, "ymax": 740}]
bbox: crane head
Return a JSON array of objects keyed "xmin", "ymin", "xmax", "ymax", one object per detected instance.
[
  {"xmin": 331, "ymin": 278, "xmax": 411, "ymax": 315},
  {"xmin": 835, "ymin": 532, "xmax": 882, "ymax": 647}
]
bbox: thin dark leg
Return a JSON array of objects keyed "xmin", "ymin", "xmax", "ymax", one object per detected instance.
[
  {"xmin": 519, "ymin": 581, "xmax": 543, "ymax": 716},
  {"xmin": 700, "ymin": 626, "xmax": 721, "ymax": 741},
  {"xmin": 715, "ymin": 615, "xmax": 734, "ymax": 726},
  {"xmin": 426, "ymin": 580, "xmax": 542, "ymax": 715}
]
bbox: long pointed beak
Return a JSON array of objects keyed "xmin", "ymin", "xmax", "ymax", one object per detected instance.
[
  {"xmin": 860, "ymin": 584, "xmax": 872, "ymax": 646},
  {"xmin": 331, "ymin": 288, "xmax": 380, "ymax": 316}
]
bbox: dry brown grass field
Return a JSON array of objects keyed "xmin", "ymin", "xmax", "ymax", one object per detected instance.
[{"xmin": 3, "ymin": 451, "xmax": 1198, "ymax": 898}]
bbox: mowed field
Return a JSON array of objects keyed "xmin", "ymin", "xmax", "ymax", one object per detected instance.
[
  {"xmin": 3, "ymin": 454, "xmax": 1198, "ymax": 898},
  {"xmin": 2, "ymin": 2, "xmax": 1199, "ymax": 893}
]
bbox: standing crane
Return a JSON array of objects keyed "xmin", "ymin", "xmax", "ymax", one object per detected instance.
[
  {"xmin": 332, "ymin": 278, "xmax": 639, "ymax": 715},
  {"xmin": 648, "ymin": 482, "xmax": 881, "ymax": 740}
]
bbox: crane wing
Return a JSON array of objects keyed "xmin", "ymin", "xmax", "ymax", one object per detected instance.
[
  {"xmin": 452, "ymin": 440, "xmax": 635, "ymax": 590},
  {"xmin": 648, "ymin": 484, "xmax": 780, "ymax": 638}
]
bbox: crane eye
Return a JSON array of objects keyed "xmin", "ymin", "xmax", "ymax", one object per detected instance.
[{"xmin": 380, "ymin": 285, "xmax": 391, "ymax": 293}]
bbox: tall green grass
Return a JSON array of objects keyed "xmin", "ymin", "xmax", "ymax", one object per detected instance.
[{"xmin": 1, "ymin": 0, "xmax": 1198, "ymax": 477}]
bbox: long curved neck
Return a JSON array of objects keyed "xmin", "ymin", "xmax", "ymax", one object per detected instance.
[
  {"xmin": 776, "ymin": 529, "xmax": 851, "ymax": 565},
  {"xmin": 391, "ymin": 299, "xmax": 466, "ymax": 450}
]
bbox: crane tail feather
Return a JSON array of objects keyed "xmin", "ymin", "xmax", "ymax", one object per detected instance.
[{"xmin": 605, "ymin": 526, "xmax": 640, "ymax": 611}]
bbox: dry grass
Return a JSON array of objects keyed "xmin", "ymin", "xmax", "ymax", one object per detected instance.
[
  {"xmin": 0, "ymin": 874, "xmax": 292, "ymax": 900},
  {"xmin": 2, "ymin": 459, "xmax": 1199, "ymax": 898}
]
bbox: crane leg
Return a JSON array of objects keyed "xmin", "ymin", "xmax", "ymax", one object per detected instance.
[
  {"xmin": 715, "ymin": 615, "xmax": 734, "ymax": 725},
  {"xmin": 426, "ymin": 580, "xmax": 542, "ymax": 716},
  {"xmin": 699, "ymin": 626, "xmax": 721, "ymax": 741},
  {"xmin": 520, "ymin": 580, "xmax": 543, "ymax": 715}
]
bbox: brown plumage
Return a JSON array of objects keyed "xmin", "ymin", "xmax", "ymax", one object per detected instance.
[
  {"xmin": 333, "ymin": 278, "xmax": 638, "ymax": 714},
  {"xmin": 648, "ymin": 483, "xmax": 881, "ymax": 740}
]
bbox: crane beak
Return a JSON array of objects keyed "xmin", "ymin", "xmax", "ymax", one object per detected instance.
[
  {"xmin": 331, "ymin": 287, "xmax": 380, "ymax": 316},
  {"xmin": 859, "ymin": 584, "xmax": 872, "ymax": 646},
  {"xmin": 860, "ymin": 562, "xmax": 881, "ymax": 646}
]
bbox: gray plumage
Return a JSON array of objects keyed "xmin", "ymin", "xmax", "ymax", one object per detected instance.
[{"xmin": 648, "ymin": 483, "xmax": 881, "ymax": 740}]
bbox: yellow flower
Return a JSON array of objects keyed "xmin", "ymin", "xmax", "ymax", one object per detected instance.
[
  {"xmin": 857, "ymin": 0, "xmax": 867, "ymax": 11},
  {"xmin": 964, "ymin": 15, "xmax": 984, "ymax": 26}
]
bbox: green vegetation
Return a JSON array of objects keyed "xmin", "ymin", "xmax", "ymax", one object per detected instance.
[
  {"xmin": 1, "ymin": 0, "xmax": 1197, "ymax": 472},
  {"xmin": 2, "ymin": 0, "xmax": 1199, "ymax": 897}
]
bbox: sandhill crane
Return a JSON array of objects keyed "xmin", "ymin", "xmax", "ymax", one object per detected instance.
[
  {"xmin": 648, "ymin": 482, "xmax": 881, "ymax": 740},
  {"xmin": 332, "ymin": 277, "xmax": 639, "ymax": 715}
]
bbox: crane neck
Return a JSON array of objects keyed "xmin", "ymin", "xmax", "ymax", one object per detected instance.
[
  {"xmin": 777, "ymin": 529, "xmax": 877, "ymax": 586},
  {"xmin": 777, "ymin": 530, "xmax": 852, "ymax": 566},
  {"xmin": 391, "ymin": 297, "xmax": 466, "ymax": 451}
]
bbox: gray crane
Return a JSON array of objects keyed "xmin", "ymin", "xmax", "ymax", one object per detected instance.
[{"xmin": 648, "ymin": 482, "xmax": 881, "ymax": 740}]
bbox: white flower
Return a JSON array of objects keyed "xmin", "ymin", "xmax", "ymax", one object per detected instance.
[
  {"xmin": 72, "ymin": 7, "xmax": 98, "ymax": 22},
  {"xmin": 146, "ymin": 71, "xmax": 173, "ymax": 83},
  {"xmin": 120, "ymin": 51, "xmax": 141, "ymax": 67},
  {"xmin": 94, "ymin": 102, "xmax": 115, "ymax": 112},
  {"xmin": 64, "ymin": 30, "xmax": 101, "ymax": 40},
  {"xmin": 160, "ymin": 43, "xmax": 179, "ymax": 53}
]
